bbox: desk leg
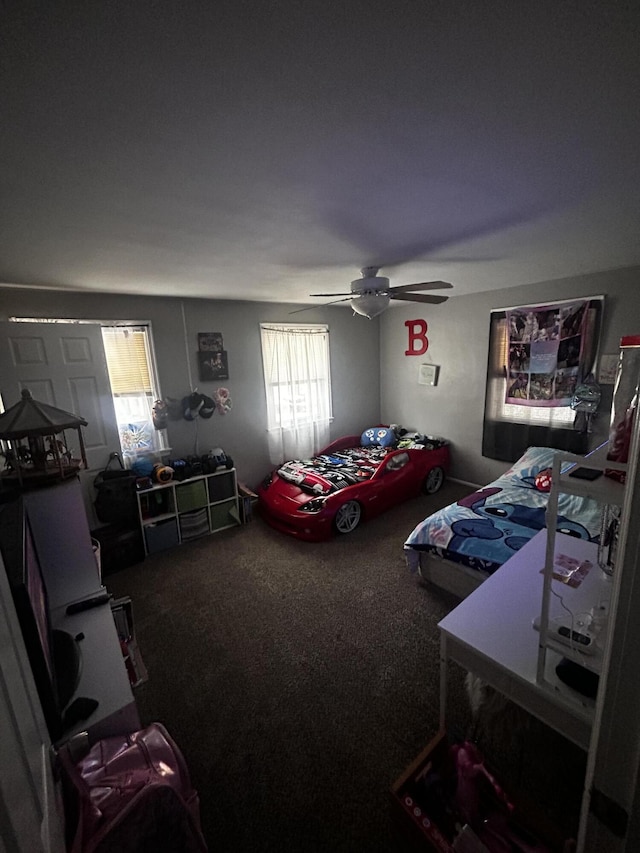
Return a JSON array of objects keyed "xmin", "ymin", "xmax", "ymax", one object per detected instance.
[{"xmin": 439, "ymin": 633, "xmax": 448, "ymax": 732}]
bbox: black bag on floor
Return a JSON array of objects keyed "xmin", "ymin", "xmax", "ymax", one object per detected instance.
[{"xmin": 94, "ymin": 455, "xmax": 138, "ymax": 525}]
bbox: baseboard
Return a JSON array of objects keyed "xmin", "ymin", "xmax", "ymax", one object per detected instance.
[{"xmin": 448, "ymin": 476, "xmax": 482, "ymax": 490}]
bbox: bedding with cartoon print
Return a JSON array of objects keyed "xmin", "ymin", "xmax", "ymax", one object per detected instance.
[
  {"xmin": 403, "ymin": 446, "xmax": 602, "ymax": 576},
  {"xmin": 277, "ymin": 446, "xmax": 390, "ymax": 496}
]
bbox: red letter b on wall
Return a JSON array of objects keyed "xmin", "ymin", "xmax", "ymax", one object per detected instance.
[{"xmin": 405, "ymin": 319, "xmax": 429, "ymax": 356}]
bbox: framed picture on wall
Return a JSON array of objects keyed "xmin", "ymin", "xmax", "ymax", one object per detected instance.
[
  {"xmin": 198, "ymin": 332, "xmax": 223, "ymax": 352},
  {"xmin": 198, "ymin": 350, "xmax": 229, "ymax": 381},
  {"xmin": 418, "ymin": 363, "xmax": 439, "ymax": 386},
  {"xmin": 598, "ymin": 354, "xmax": 619, "ymax": 385}
]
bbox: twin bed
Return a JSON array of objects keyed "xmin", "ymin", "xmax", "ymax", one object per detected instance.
[{"xmin": 403, "ymin": 446, "xmax": 603, "ymax": 598}]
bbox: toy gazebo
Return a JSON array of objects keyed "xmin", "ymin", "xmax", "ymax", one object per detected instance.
[{"xmin": 0, "ymin": 389, "xmax": 89, "ymax": 487}]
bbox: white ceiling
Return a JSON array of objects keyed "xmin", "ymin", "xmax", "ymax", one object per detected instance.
[{"xmin": 2, "ymin": 1, "xmax": 640, "ymax": 307}]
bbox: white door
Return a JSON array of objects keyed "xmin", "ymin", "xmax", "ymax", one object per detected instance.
[
  {"xmin": 0, "ymin": 551, "xmax": 65, "ymax": 852},
  {"xmin": 0, "ymin": 321, "xmax": 120, "ymax": 473}
]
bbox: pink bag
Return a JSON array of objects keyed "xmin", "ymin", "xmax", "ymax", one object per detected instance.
[{"xmin": 57, "ymin": 723, "xmax": 208, "ymax": 853}]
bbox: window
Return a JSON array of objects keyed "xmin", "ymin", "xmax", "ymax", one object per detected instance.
[
  {"xmin": 101, "ymin": 325, "xmax": 167, "ymax": 462},
  {"xmin": 260, "ymin": 323, "xmax": 332, "ymax": 463}
]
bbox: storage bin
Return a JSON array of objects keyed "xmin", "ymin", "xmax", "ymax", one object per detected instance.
[
  {"xmin": 175, "ymin": 480, "xmax": 208, "ymax": 513},
  {"xmin": 209, "ymin": 498, "xmax": 238, "ymax": 531},
  {"xmin": 179, "ymin": 508, "xmax": 210, "ymax": 540},
  {"xmin": 207, "ymin": 471, "xmax": 236, "ymax": 503},
  {"xmin": 145, "ymin": 518, "xmax": 179, "ymax": 554}
]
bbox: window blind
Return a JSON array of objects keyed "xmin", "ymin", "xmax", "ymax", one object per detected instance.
[{"xmin": 102, "ymin": 327, "xmax": 152, "ymax": 394}]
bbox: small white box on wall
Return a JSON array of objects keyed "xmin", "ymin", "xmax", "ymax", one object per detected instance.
[
  {"xmin": 418, "ymin": 363, "xmax": 439, "ymax": 386},
  {"xmin": 597, "ymin": 353, "xmax": 619, "ymax": 385}
]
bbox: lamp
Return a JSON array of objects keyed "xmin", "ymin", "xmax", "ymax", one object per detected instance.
[{"xmin": 350, "ymin": 292, "xmax": 390, "ymax": 319}]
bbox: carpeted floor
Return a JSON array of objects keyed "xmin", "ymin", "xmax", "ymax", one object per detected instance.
[{"xmin": 106, "ymin": 481, "xmax": 585, "ymax": 851}]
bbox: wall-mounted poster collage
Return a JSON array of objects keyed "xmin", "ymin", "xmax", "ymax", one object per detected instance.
[
  {"xmin": 198, "ymin": 332, "xmax": 229, "ymax": 381},
  {"xmin": 505, "ymin": 299, "xmax": 587, "ymax": 406}
]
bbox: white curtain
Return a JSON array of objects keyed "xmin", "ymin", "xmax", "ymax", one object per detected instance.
[{"xmin": 260, "ymin": 324, "xmax": 332, "ymax": 464}]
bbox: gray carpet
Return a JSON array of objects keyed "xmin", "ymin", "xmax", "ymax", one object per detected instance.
[{"xmin": 106, "ymin": 481, "xmax": 584, "ymax": 851}]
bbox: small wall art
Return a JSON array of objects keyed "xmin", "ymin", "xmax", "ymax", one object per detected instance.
[
  {"xmin": 198, "ymin": 332, "xmax": 223, "ymax": 352},
  {"xmin": 418, "ymin": 363, "xmax": 439, "ymax": 386},
  {"xmin": 405, "ymin": 319, "xmax": 429, "ymax": 356},
  {"xmin": 198, "ymin": 332, "xmax": 229, "ymax": 381},
  {"xmin": 597, "ymin": 353, "xmax": 619, "ymax": 385}
]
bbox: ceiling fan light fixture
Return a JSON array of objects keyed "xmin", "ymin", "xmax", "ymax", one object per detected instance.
[
  {"xmin": 299, "ymin": 266, "xmax": 452, "ymax": 317},
  {"xmin": 351, "ymin": 273, "xmax": 389, "ymax": 293},
  {"xmin": 350, "ymin": 292, "xmax": 390, "ymax": 319}
]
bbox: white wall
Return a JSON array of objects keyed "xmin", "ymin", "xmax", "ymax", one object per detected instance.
[
  {"xmin": 0, "ymin": 290, "xmax": 381, "ymax": 489},
  {"xmin": 380, "ymin": 265, "xmax": 640, "ymax": 487},
  {"xmin": 4, "ymin": 264, "xmax": 639, "ymax": 493}
]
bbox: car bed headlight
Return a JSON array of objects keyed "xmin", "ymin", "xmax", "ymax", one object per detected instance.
[{"xmin": 300, "ymin": 497, "xmax": 327, "ymax": 513}]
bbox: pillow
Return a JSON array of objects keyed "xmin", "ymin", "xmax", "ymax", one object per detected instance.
[
  {"xmin": 500, "ymin": 446, "xmax": 573, "ymax": 488},
  {"xmin": 360, "ymin": 427, "xmax": 397, "ymax": 448},
  {"xmin": 502, "ymin": 446, "xmax": 557, "ymax": 480}
]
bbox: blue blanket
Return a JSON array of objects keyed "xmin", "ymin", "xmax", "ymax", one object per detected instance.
[{"xmin": 404, "ymin": 446, "xmax": 602, "ymax": 575}]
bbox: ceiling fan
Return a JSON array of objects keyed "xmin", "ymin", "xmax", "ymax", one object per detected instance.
[{"xmin": 305, "ymin": 267, "xmax": 453, "ymax": 319}]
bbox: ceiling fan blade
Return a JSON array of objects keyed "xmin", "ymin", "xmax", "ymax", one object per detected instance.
[
  {"xmin": 390, "ymin": 292, "xmax": 449, "ymax": 304},
  {"xmin": 308, "ymin": 291, "xmax": 355, "ymax": 297},
  {"xmin": 289, "ymin": 297, "xmax": 352, "ymax": 314},
  {"xmin": 388, "ymin": 281, "xmax": 453, "ymax": 294}
]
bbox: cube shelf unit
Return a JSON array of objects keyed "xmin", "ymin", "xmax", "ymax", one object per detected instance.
[{"xmin": 137, "ymin": 468, "xmax": 240, "ymax": 555}]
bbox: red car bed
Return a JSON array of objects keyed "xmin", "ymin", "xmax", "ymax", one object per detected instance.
[{"xmin": 258, "ymin": 427, "xmax": 450, "ymax": 541}]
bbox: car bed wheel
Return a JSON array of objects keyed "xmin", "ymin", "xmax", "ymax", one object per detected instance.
[
  {"xmin": 423, "ymin": 466, "xmax": 445, "ymax": 495},
  {"xmin": 334, "ymin": 501, "xmax": 361, "ymax": 534}
]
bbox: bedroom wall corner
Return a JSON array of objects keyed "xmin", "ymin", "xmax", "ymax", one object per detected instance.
[
  {"xmin": 380, "ymin": 266, "xmax": 640, "ymax": 487},
  {"xmin": 0, "ymin": 288, "xmax": 381, "ymax": 490}
]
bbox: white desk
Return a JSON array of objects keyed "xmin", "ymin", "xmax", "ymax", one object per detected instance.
[
  {"xmin": 49, "ymin": 602, "xmax": 140, "ymax": 743},
  {"xmin": 438, "ymin": 529, "xmax": 610, "ymax": 750},
  {"xmin": 25, "ymin": 480, "xmax": 140, "ymax": 744}
]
